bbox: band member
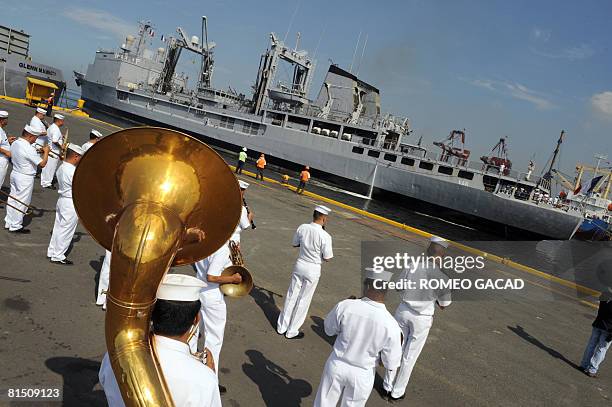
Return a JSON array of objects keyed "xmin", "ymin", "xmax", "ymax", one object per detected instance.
[
  {"xmin": 82, "ymin": 129, "xmax": 104, "ymax": 153},
  {"xmin": 47, "ymin": 144, "xmax": 84, "ymax": 265},
  {"xmin": 30, "ymin": 107, "xmax": 48, "ymax": 147},
  {"xmin": 277, "ymin": 205, "xmax": 333, "ymax": 339},
  {"xmin": 4, "ymin": 125, "xmax": 50, "ymax": 233},
  {"xmin": 382, "ymin": 236, "xmax": 452, "ymax": 401},
  {"xmin": 41, "ymin": 113, "xmax": 65, "ymax": 188},
  {"xmin": 96, "ymin": 250, "xmax": 111, "ymax": 309},
  {"xmin": 0, "ymin": 111, "xmax": 15, "ymax": 187},
  {"xmin": 314, "ymin": 269, "xmax": 402, "ymax": 407},
  {"xmin": 195, "ymin": 241, "xmax": 242, "ymax": 385},
  {"xmin": 99, "ymin": 274, "xmax": 221, "ymax": 407},
  {"xmin": 233, "ymin": 180, "xmax": 254, "ymax": 241}
]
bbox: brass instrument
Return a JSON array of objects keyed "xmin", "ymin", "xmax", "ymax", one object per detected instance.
[
  {"xmin": 0, "ymin": 189, "xmax": 36, "ymax": 215},
  {"xmin": 220, "ymin": 240, "xmax": 254, "ymax": 297},
  {"xmin": 34, "ymin": 143, "xmax": 61, "ymax": 159},
  {"xmin": 72, "ymin": 127, "xmax": 242, "ymax": 407}
]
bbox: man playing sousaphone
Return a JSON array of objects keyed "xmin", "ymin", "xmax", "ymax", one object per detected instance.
[{"xmin": 99, "ymin": 274, "xmax": 221, "ymax": 406}]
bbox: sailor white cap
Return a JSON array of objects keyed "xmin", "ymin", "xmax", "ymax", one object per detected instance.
[
  {"xmin": 24, "ymin": 124, "xmax": 43, "ymax": 136},
  {"xmin": 66, "ymin": 143, "xmax": 84, "ymax": 155},
  {"xmin": 157, "ymin": 274, "xmax": 205, "ymax": 302},
  {"xmin": 36, "ymin": 107, "xmax": 46, "ymax": 115},
  {"xmin": 365, "ymin": 267, "xmax": 394, "ymax": 282},
  {"xmin": 242, "ymin": 147, "xmax": 247, "ymax": 152},
  {"xmin": 0, "ymin": 111, "xmax": 8, "ymax": 118},
  {"xmin": 238, "ymin": 180, "xmax": 250, "ymax": 190},
  {"xmin": 54, "ymin": 113, "xmax": 65, "ymax": 120},
  {"xmin": 430, "ymin": 235, "xmax": 449, "ymax": 248},
  {"xmin": 90, "ymin": 129, "xmax": 103, "ymax": 138},
  {"xmin": 314, "ymin": 205, "xmax": 331, "ymax": 215}
]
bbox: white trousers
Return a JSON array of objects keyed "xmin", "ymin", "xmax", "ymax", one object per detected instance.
[
  {"xmin": 4, "ymin": 171, "xmax": 34, "ymax": 231},
  {"xmin": 0, "ymin": 158, "xmax": 8, "ymax": 187},
  {"xmin": 96, "ymin": 250, "xmax": 111, "ymax": 306},
  {"xmin": 41, "ymin": 155, "xmax": 59, "ymax": 187},
  {"xmin": 383, "ymin": 303, "xmax": 433, "ymax": 398},
  {"xmin": 277, "ymin": 260, "xmax": 321, "ymax": 338},
  {"xmin": 47, "ymin": 197, "xmax": 78, "ymax": 261},
  {"xmin": 314, "ymin": 356, "xmax": 374, "ymax": 407},
  {"xmin": 199, "ymin": 294, "xmax": 227, "ymax": 376}
]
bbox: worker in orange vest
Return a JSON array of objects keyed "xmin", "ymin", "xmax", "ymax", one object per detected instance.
[
  {"xmin": 297, "ymin": 166, "xmax": 310, "ymax": 194},
  {"xmin": 256, "ymin": 153, "xmax": 266, "ymax": 180}
]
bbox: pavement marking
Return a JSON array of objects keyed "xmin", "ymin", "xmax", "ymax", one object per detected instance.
[{"xmin": 71, "ymin": 113, "xmax": 601, "ymax": 300}]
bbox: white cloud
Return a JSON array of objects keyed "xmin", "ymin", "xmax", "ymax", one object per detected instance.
[
  {"xmin": 591, "ymin": 91, "xmax": 612, "ymax": 119},
  {"xmin": 531, "ymin": 44, "xmax": 595, "ymax": 61},
  {"xmin": 466, "ymin": 78, "xmax": 555, "ymax": 110},
  {"xmin": 531, "ymin": 27, "xmax": 551, "ymax": 42},
  {"xmin": 62, "ymin": 8, "xmax": 134, "ymax": 39}
]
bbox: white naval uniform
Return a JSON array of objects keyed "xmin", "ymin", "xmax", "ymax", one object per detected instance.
[
  {"xmin": 231, "ymin": 205, "xmax": 251, "ymax": 243},
  {"xmin": 99, "ymin": 335, "xmax": 221, "ymax": 407},
  {"xmin": 47, "ymin": 163, "xmax": 78, "ymax": 261},
  {"xmin": 40, "ymin": 123, "xmax": 62, "ymax": 187},
  {"xmin": 277, "ymin": 222, "xmax": 333, "ymax": 338},
  {"xmin": 96, "ymin": 250, "xmax": 112, "ymax": 307},
  {"xmin": 0, "ymin": 127, "xmax": 10, "ymax": 187},
  {"xmin": 383, "ymin": 265, "xmax": 452, "ymax": 398},
  {"xmin": 195, "ymin": 242, "xmax": 231, "ymax": 376},
  {"xmin": 81, "ymin": 141, "xmax": 94, "ymax": 153},
  {"xmin": 29, "ymin": 115, "xmax": 47, "ymax": 147},
  {"xmin": 4, "ymin": 138, "xmax": 41, "ymax": 231},
  {"xmin": 314, "ymin": 298, "xmax": 402, "ymax": 407}
]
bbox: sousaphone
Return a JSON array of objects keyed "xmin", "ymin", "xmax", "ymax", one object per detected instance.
[{"xmin": 73, "ymin": 127, "xmax": 242, "ymax": 407}]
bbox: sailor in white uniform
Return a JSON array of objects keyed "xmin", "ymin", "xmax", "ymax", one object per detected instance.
[
  {"xmin": 40, "ymin": 113, "xmax": 65, "ymax": 188},
  {"xmin": 4, "ymin": 125, "xmax": 50, "ymax": 233},
  {"xmin": 382, "ymin": 236, "xmax": 453, "ymax": 401},
  {"xmin": 231, "ymin": 179, "xmax": 254, "ymax": 244},
  {"xmin": 277, "ymin": 205, "xmax": 333, "ymax": 339},
  {"xmin": 0, "ymin": 110, "xmax": 15, "ymax": 187},
  {"xmin": 194, "ymin": 180, "xmax": 252, "ymax": 387},
  {"xmin": 81, "ymin": 129, "xmax": 103, "ymax": 153},
  {"xmin": 314, "ymin": 269, "xmax": 403, "ymax": 407},
  {"xmin": 47, "ymin": 144, "xmax": 83, "ymax": 265},
  {"xmin": 30, "ymin": 107, "xmax": 48, "ymax": 148},
  {"xmin": 96, "ymin": 250, "xmax": 112, "ymax": 309},
  {"xmin": 99, "ymin": 274, "xmax": 221, "ymax": 407}
]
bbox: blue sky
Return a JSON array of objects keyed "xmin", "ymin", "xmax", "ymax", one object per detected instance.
[{"xmin": 5, "ymin": 0, "xmax": 612, "ymax": 175}]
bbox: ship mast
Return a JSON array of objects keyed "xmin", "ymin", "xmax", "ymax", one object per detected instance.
[{"xmin": 543, "ymin": 130, "xmax": 565, "ymax": 179}]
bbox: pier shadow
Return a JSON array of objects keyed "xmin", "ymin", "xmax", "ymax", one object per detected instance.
[
  {"xmin": 45, "ymin": 356, "xmax": 106, "ymax": 407},
  {"xmin": 249, "ymin": 285, "xmax": 282, "ymax": 330},
  {"xmin": 310, "ymin": 316, "xmax": 335, "ymax": 346},
  {"xmin": 242, "ymin": 350, "xmax": 312, "ymax": 407},
  {"xmin": 507, "ymin": 325, "xmax": 582, "ymax": 371}
]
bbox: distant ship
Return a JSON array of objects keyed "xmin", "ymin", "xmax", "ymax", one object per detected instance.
[
  {"xmin": 76, "ymin": 19, "xmax": 589, "ymax": 240},
  {"xmin": 0, "ymin": 25, "xmax": 66, "ymax": 102}
]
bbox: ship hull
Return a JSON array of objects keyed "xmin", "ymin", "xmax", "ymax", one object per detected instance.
[
  {"xmin": 80, "ymin": 80, "xmax": 583, "ymax": 240},
  {"xmin": 0, "ymin": 51, "xmax": 65, "ymax": 99}
]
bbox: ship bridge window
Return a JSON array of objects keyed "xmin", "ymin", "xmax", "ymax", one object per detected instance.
[
  {"xmin": 401, "ymin": 157, "xmax": 415, "ymax": 166},
  {"xmin": 419, "ymin": 161, "xmax": 434, "ymax": 171},
  {"xmin": 458, "ymin": 170, "xmax": 474, "ymax": 180},
  {"xmin": 242, "ymin": 121, "xmax": 259, "ymax": 135},
  {"xmin": 352, "ymin": 146, "xmax": 364, "ymax": 154},
  {"xmin": 220, "ymin": 116, "xmax": 235, "ymax": 130},
  {"xmin": 438, "ymin": 166, "xmax": 453, "ymax": 175},
  {"xmin": 367, "ymin": 150, "xmax": 380, "ymax": 158},
  {"xmin": 384, "ymin": 153, "xmax": 397, "ymax": 162}
]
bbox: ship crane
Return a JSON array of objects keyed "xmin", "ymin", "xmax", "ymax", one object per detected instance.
[
  {"xmin": 480, "ymin": 137, "xmax": 512, "ymax": 174},
  {"xmin": 433, "ymin": 129, "xmax": 470, "ymax": 165},
  {"xmin": 156, "ymin": 17, "xmax": 216, "ymax": 94}
]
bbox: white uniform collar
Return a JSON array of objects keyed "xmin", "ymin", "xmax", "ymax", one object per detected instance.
[
  {"xmin": 153, "ymin": 335, "xmax": 191, "ymax": 355},
  {"xmin": 310, "ymin": 222, "xmax": 323, "ymax": 229},
  {"xmin": 361, "ymin": 297, "xmax": 387, "ymax": 309}
]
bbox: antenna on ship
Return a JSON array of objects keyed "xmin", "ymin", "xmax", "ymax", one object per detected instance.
[
  {"xmin": 283, "ymin": 0, "xmax": 302, "ymax": 43},
  {"xmin": 349, "ymin": 30, "xmax": 362, "ymax": 73},
  {"xmin": 355, "ymin": 34, "xmax": 368, "ymax": 76}
]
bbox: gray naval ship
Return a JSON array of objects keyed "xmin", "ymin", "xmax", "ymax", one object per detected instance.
[
  {"xmin": 0, "ymin": 25, "xmax": 66, "ymax": 100},
  {"xmin": 76, "ymin": 19, "xmax": 584, "ymax": 239}
]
